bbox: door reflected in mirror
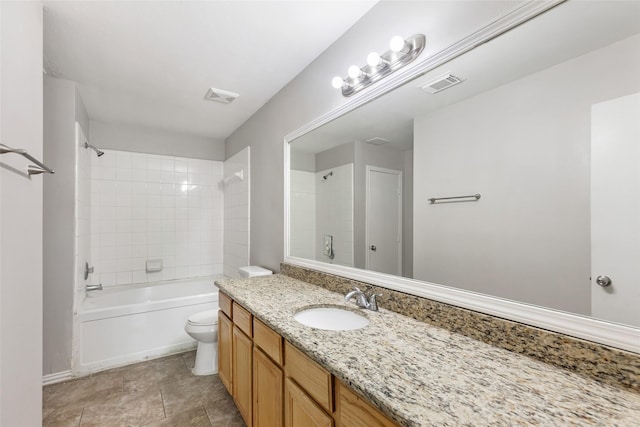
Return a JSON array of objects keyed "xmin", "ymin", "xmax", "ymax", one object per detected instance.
[{"xmin": 288, "ymin": 0, "xmax": 640, "ymax": 329}]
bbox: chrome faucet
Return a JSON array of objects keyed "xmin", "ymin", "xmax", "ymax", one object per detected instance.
[
  {"xmin": 344, "ymin": 286, "xmax": 381, "ymax": 311},
  {"xmin": 86, "ymin": 283, "xmax": 103, "ymax": 292}
]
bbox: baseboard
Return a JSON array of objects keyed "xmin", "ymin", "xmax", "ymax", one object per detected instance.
[{"xmin": 43, "ymin": 370, "xmax": 73, "ymax": 386}]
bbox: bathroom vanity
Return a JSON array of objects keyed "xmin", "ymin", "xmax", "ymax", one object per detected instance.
[
  {"xmin": 217, "ymin": 287, "xmax": 397, "ymax": 427},
  {"xmin": 216, "ymin": 274, "xmax": 640, "ymax": 426}
]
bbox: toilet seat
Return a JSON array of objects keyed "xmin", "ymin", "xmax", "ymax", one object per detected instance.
[{"xmin": 187, "ymin": 309, "xmax": 217, "ymax": 326}]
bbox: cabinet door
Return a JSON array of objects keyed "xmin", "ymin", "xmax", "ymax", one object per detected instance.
[
  {"xmin": 218, "ymin": 310, "xmax": 233, "ymax": 394},
  {"xmin": 284, "ymin": 378, "xmax": 333, "ymax": 427},
  {"xmin": 233, "ymin": 325, "xmax": 253, "ymax": 427},
  {"xmin": 253, "ymin": 347, "xmax": 283, "ymax": 427},
  {"xmin": 335, "ymin": 381, "xmax": 398, "ymax": 427}
]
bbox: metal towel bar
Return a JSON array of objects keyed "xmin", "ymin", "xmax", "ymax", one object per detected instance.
[
  {"xmin": 0, "ymin": 143, "xmax": 55, "ymax": 175},
  {"xmin": 429, "ymin": 193, "xmax": 481, "ymax": 204}
]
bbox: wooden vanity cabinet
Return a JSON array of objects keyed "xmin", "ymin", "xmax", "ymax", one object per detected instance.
[
  {"xmin": 335, "ymin": 380, "xmax": 397, "ymax": 427},
  {"xmin": 218, "ymin": 310, "xmax": 233, "ymax": 394},
  {"xmin": 284, "ymin": 341, "xmax": 333, "ymax": 413},
  {"xmin": 285, "ymin": 377, "xmax": 334, "ymax": 427},
  {"xmin": 253, "ymin": 346, "xmax": 283, "ymax": 426},
  {"xmin": 219, "ymin": 294, "xmax": 398, "ymax": 427},
  {"xmin": 231, "ymin": 301, "xmax": 254, "ymax": 427}
]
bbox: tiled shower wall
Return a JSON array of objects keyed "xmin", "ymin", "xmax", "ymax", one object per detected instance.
[
  {"xmin": 289, "ymin": 164, "xmax": 354, "ymax": 267},
  {"xmin": 290, "ymin": 170, "xmax": 316, "ymax": 259},
  {"xmin": 316, "ymin": 163, "xmax": 354, "ymax": 267},
  {"xmin": 89, "ymin": 150, "xmax": 224, "ymax": 287},
  {"xmin": 223, "ymin": 147, "xmax": 250, "ymax": 279}
]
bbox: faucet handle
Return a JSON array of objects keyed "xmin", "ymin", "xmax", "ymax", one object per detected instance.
[{"xmin": 368, "ymin": 293, "xmax": 383, "ymax": 311}]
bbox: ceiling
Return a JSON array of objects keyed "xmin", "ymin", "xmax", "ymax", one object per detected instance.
[{"xmin": 43, "ymin": 1, "xmax": 377, "ymax": 140}]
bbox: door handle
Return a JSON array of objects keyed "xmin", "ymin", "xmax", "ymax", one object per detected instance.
[
  {"xmin": 370, "ymin": 245, "xmax": 377, "ymax": 251},
  {"xmin": 595, "ymin": 275, "xmax": 612, "ymax": 287}
]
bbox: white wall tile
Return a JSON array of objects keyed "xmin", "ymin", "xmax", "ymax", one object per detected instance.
[{"xmin": 91, "ymin": 149, "xmax": 224, "ymax": 286}]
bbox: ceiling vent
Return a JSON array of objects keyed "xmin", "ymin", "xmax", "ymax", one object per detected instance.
[
  {"xmin": 418, "ymin": 73, "xmax": 463, "ymax": 94},
  {"xmin": 204, "ymin": 87, "xmax": 239, "ymax": 104},
  {"xmin": 365, "ymin": 137, "xmax": 391, "ymax": 146}
]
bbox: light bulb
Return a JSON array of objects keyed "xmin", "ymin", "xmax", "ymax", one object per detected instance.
[
  {"xmin": 331, "ymin": 76, "xmax": 344, "ymax": 89},
  {"xmin": 347, "ymin": 65, "xmax": 362, "ymax": 79},
  {"xmin": 366, "ymin": 52, "xmax": 382, "ymax": 67},
  {"xmin": 389, "ymin": 35, "xmax": 406, "ymax": 52}
]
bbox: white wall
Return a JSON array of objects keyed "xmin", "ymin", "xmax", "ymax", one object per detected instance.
[
  {"xmin": 225, "ymin": 1, "xmax": 522, "ymax": 272},
  {"xmin": 290, "ymin": 170, "xmax": 316, "ymax": 260},
  {"xmin": 413, "ymin": 34, "xmax": 640, "ymax": 315},
  {"xmin": 223, "ymin": 147, "xmax": 250, "ymax": 278},
  {"xmin": 316, "ymin": 163, "xmax": 354, "ymax": 267},
  {"xmin": 0, "ymin": 1, "xmax": 43, "ymax": 423},
  {"xmin": 43, "ymin": 76, "xmax": 91, "ymax": 377},
  {"xmin": 89, "ymin": 150, "xmax": 224, "ymax": 287},
  {"xmin": 91, "ymin": 120, "xmax": 225, "ymax": 161}
]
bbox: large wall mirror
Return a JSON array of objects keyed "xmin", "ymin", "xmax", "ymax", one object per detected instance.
[{"xmin": 285, "ymin": 0, "xmax": 640, "ymax": 352}]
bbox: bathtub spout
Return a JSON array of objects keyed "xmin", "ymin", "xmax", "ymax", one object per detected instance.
[{"xmin": 86, "ymin": 284, "xmax": 103, "ymax": 292}]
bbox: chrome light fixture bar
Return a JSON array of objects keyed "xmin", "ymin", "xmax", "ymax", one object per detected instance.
[{"xmin": 332, "ymin": 34, "xmax": 426, "ymax": 97}]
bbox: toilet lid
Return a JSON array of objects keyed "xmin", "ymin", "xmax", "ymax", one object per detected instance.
[{"xmin": 188, "ymin": 309, "xmax": 218, "ymax": 325}]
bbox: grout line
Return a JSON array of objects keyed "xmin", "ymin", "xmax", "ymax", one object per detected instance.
[
  {"xmin": 77, "ymin": 408, "xmax": 84, "ymax": 427},
  {"xmin": 160, "ymin": 389, "xmax": 167, "ymax": 419}
]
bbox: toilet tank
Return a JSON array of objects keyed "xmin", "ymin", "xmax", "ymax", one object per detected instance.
[{"xmin": 238, "ymin": 266, "xmax": 273, "ymax": 278}]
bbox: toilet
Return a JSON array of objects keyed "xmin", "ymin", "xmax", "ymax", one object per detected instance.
[
  {"xmin": 185, "ymin": 309, "xmax": 218, "ymax": 375},
  {"xmin": 184, "ymin": 267, "xmax": 272, "ymax": 376}
]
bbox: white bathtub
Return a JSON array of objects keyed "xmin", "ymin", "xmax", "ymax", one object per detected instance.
[{"xmin": 74, "ymin": 276, "xmax": 221, "ymax": 374}]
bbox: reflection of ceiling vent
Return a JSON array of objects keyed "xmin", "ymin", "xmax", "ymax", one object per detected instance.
[
  {"xmin": 365, "ymin": 137, "xmax": 391, "ymax": 146},
  {"xmin": 204, "ymin": 87, "xmax": 239, "ymax": 104},
  {"xmin": 418, "ymin": 73, "xmax": 463, "ymax": 94}
]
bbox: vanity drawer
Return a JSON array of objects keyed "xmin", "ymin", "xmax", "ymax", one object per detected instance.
[
  {"xmin": 285, "ymin": 341, "xmax": 333, "ymax": 413},
  {"xmin": 219, "ymin": 292, "xmax": 233, "ymax": 319},
  {"xmin": 254, "ymin": 318, "xmax": 283, "ymax": 366},
  {"xmin": 233, "ymin": 302, "xmax": 253, "ymax": 337}
]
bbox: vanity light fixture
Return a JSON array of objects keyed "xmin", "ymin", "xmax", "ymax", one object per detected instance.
[{"xmin": 332, "ymin": 34, "xmax": 426, "ymax": 97}]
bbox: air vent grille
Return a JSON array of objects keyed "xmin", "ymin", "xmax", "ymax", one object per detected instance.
[
  {"xmin": 204, "ymin": 87, "xmax": 239, "ymax": 104},
  {"xmin": 418, "ymin": 74, "xmax": 463, "ymax": 94},
  {"xmin": 365, "ymin": 137, "xmax": 391, "ymax": 146}
]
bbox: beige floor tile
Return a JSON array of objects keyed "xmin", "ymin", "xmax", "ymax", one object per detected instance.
[
  {"xmin": 79, "ymin": 389, "xmax": 165, "ymax": 426},
  {"xmin": 142, "ymin": 407, "xmax": 212, "ymax": 427},
  {"xmin": 42, "ymin": 405, "xmax": 83, "ymax": 427},
  {"xmin": 160, "ymin": 374, "xmax": 227, "ymax": 417},
  {"xmin": 43, "ymin": 352, "xmax": 234, "ymax": 427},
  {"xmin": 45, "ymin": 384, "xmax": 125, "ymax": 412},
  {"xmin": 181, "ymin": 351, "xmax": 197, "ymax": 372},
  {"xmin": 122, "ymin": 353, "xmax": 194, "ymax": 394},
  {"xmin": 203, "ymin": 393, "xmax": 242, "ymax": 425},
  {"xmin": 211, "ymin": 414, "xmax": 246, "ymax": 427}
]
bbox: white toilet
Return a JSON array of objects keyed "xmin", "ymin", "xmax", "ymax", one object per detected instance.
[
  {"xmin": 184, "ymin": 267, "xmax": 271, "ymax": 376},
  {"xmin": 185, "ymin": 309, "xmax": 218, "ymax": 375}
]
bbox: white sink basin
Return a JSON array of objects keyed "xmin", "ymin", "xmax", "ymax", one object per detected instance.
[{"xmin": 294, "ymin": 306, "xmax": 369, "ymax": 331}]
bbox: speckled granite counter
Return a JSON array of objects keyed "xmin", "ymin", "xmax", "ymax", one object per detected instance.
[{"xmin": 216, "ymin": 275, "xmax": 640, "ymax": 427}]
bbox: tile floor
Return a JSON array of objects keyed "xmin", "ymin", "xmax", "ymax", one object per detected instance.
[{"xmin": 43, "ymin": 351, "xmax": 246, "ymax": 426}]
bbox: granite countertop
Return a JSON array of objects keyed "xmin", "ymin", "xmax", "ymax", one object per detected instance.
[{"xmin": 215, "ymin": 275, "xmax": 640, "ymax": 427}]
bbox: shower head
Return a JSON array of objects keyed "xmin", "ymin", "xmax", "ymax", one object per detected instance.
[
  {"xmin": 323, "ymin": 171, "xmax": 333, "ymax": 180},
  {"xmin": 84, "ymin": 142, "xmax": 104, "ymax": 157}
]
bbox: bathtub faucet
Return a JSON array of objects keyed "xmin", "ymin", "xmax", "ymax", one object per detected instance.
[{"xmin": 86, "ymin": 283, "xmax": 103, "ymax": 292}]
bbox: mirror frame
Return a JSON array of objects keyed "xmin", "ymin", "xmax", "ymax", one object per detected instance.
[{"xmin": 284, "ymin": 0, "xmax": 639, "ymax": 354}]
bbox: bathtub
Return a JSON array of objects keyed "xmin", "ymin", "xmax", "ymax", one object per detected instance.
[{"xmin": 74, "ymin": 276, "xmax": 221, "ymax": 374}]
